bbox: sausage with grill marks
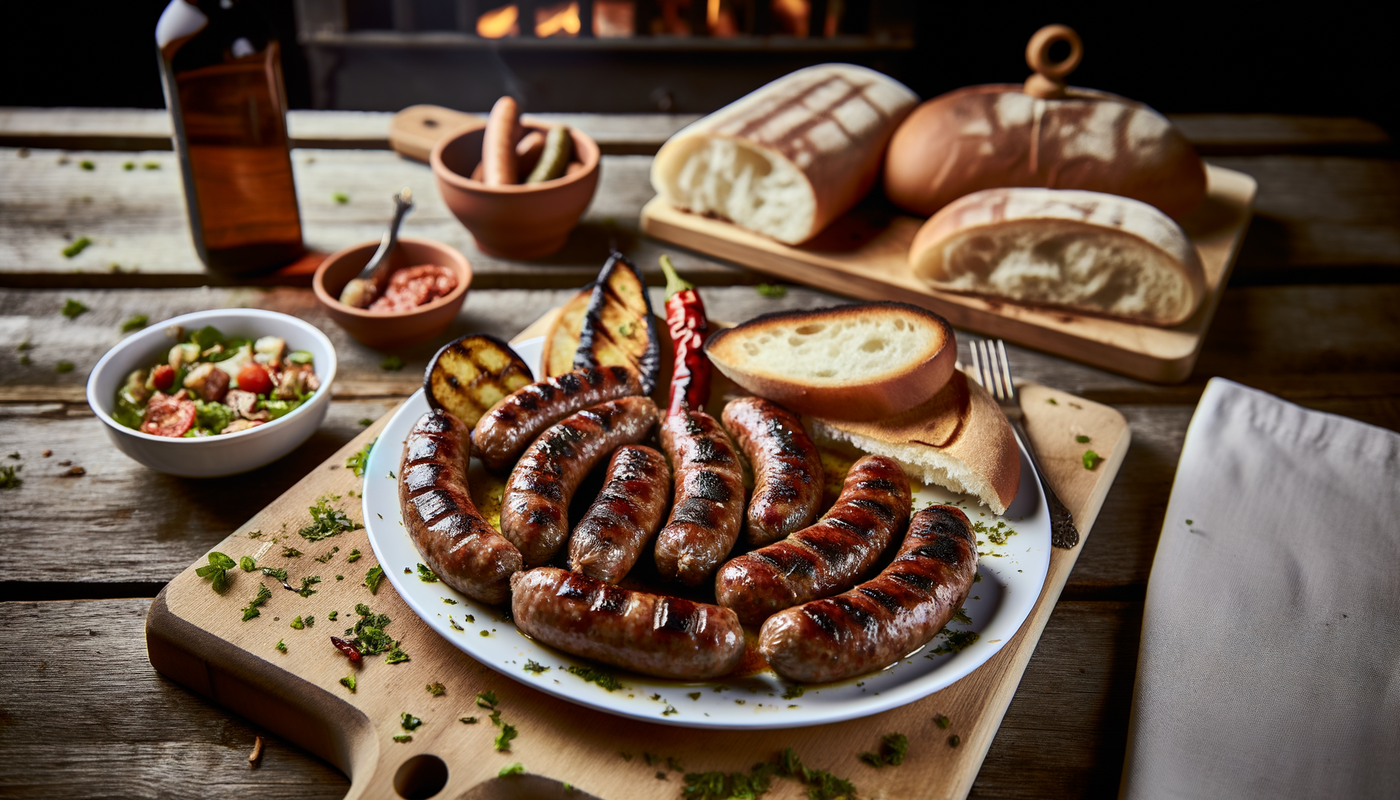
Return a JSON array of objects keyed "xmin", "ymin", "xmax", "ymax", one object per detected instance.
[
  {"xmin": 511, "ymin": 567, "xmax": 745, "ymax": 680},
  {"xmin": 714, "ymin": 455, "xmax": 911, "ymax": 625},
  {"xmin": 653, "ymin": 409, "xmax": 747, "ymax": 587},
  {"xmin": 501, "ymin": 396, "xmax": 659, "ymax": 566},
  {"xmin": 759, "ymin": 505, "xmax": 978, "ymax": 683},
  {"xmin": 568, "ymin": 444, "xmax": 672, "ymax": 584},
  {"xmin": 473, "ymin": 366, "xmax": 643, "ymax": 472},
  {"xmin": 400, "ymin": 409, "xmax": 523, "ymax": 605},
  {"xmin": 721, "ymin": 397, "xmax": 824, "ymax": 547}
]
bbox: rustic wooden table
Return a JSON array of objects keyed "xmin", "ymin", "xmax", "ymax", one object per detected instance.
[{"xmin": 0, "ymin": 109, "xmax": 1396, "ymax": 799}]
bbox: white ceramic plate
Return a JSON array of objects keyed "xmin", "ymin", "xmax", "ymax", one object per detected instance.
[{"xmin": 363, "ymin": 338, "xmax": 1050, "ymax": 730}]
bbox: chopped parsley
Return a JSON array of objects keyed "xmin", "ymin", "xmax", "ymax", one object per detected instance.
[
  {"xmin": 364, "ymin": 566, "xmax": 385, "ymax": 594},
  {"xmin": 441, "ymin": 597, "xmax": 456, "ymax": 604},
  {"xmin": 281, "ymin": 547, "xmax": 303, "ymax": 558},
  {"xmin": 347, "ymin": 549, "xmax": 362, "ymax": 563},
  {"xmin": 476, "ymin": 691, "xmax": 498, "ymax": 709},
  {"xmin": 380, "ymin": 355, "xmax": 404, "ymax": 371},
  {"xmin": 299, "ymin": 494, "xmax": 363, "ymax": 541},
  {"xmin": 460, "ymin": 717, "xmax": 477, "ymax": 724},
  {"xmin": 385, "ymin": 646, "xmax": 410, "ymax": 664},
  {"xmin": 328, "ymin": 611, "xmax": 338, "ymax": 621},
  {"xmin": 400, "ymin": 712, "xmax": 423, "ymax": 731},
  {"xmin": 392, "ymin": 734, "xmax": 412, "ymax": 743},
  {"xmin": 974, "ymin": 519, "xmax": 1016, "ymax": 546},
  {"xmin": 241, "ymin": 583, "xmax": 273, "ymax": 621},
  {"xmin": 782, "ymin": 684, "xmax": 805, "ymax": 700},
  {"xmin": 948, "ymin": 735, "xmax": 961, "ymax": 748},
  {"xmin": 262, "ymin": 566, "xmax": 288, "ymax": 581},
  {"xmin": 297, "ymin": 576, "xmax": 322, "ymax": 597},
  {"xmin": 0, "ymin": 464, "xmax": 21, "ymax": 490},
  {"xmin": 522, "ymin": 660, "xmax": 550, "ymax": 674},
  {"xmin": 448, "ymin": 617, "xmax": 464, "ymax": 631},
  {"xmin": 935, "ymin": 714, "xmax": 951, "ymax": 729},
  {"xmin": 275, "ymin": 639, "xmax": 287, "ymax": 653},
  {"xmin": 951, "ymin": 606, "xmax": 972, "ymax": 625},
  {"xmin": 61, "ymin": 237, "xmax": 92, "ymax": 258},
  {"xmin": 314, "ymin": 547, "xmax": 340, "ymax": 563},
  {"xmin": 755, "ymin": 283, "xmax": 786, "ymax": 298},
  {"xmin": 120, "ymin": 314, "xmax": 148, "ymax": 332},
  {"xmin": 332, "ymin": 191, "xmax": 350, "ymax": 204},
  {"xmin": 55, "ymin": 361, "xmax": 75, "ymax": 373},
  {"xmin": 494, "ymin": 721, "xmax": 518, "ymax": 751},
  {"xmin": 930, "ymin": 628, "xmax": 979, "ymax": 656},
  {"xmin": 498, "ymin": 763, "xmax": 524, "ymax": 777},
  {"xmin": 345, "ymin": 439, "xmax": 375, "ymax": 477},
  {"xmin": 195, "ymin": 552, "xmax": 236, "ymax": 593},
  {"xmin": 339, "ymin": 675, "xmax": 356, "ymax": 693},
  {"xmin": 290, "ymin": 616, "xmax": 305, "ymax": 630},
  {"xmin": 239, "ymin": 556, "xmax": 256, "ymax": 572},
  {"xmin": 1075, "ymin": 434, "xmax": 1091, "ymax": 443},
  {"xmin": 682, "ymin": 748, "xmax": 856, "ymax": 800},
  {"xmin": 345, "ymin": 603, "xmax": 397, "ymax": 656},
  {"xmin": 416, "ymin": 563, "xmax": 439, "ymax": 582},
  {"xmin": 1047, "ymin": 398, "xmax": 1058, "ymax": 405},
  {"xmin": 60, "ymin": 299, "xmax": 88, "ymax": 319},
  {"xmin": 858, "ymin": 733, "xmax": 909, "ymax": 767},
  {"xmin": 567, "ymin": 665, "xmax": 622, "ymax": 691},
  {"xmin": 426, "ymin": 682, "xmax": 445, "ymax": 696},
  {"xmin": 358, "ymin": 418, "xmax": 374, "ymax": 426},
  {"xmin": 1083, "ymin": 450, "xmax": 1102, "ymax": 470}
]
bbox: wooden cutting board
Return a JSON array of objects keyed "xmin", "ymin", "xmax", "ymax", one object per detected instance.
[
  {"xmin": 641, "ymin": 164, "xmax": 1256, "ymax": 384},
  {"xmin": 146, "ymin": 327, "xmax": 1129, "ymax": 800}
]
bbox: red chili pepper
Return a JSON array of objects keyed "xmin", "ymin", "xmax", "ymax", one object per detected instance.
[
  {"xmin": 331, "ymin": 636, "xmax": 362, "ymax": 663},
  {"xmin": 659, "ymin": 254, "xmax": 711, "ymax": 416}
]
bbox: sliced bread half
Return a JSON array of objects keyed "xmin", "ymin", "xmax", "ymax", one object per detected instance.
[
  {"xmin": 703, "ymin": 302, "xmax": 956, "ymax": 421},
  {"xmin": 807, "ymin": 369, "xmax": 1021, "ymax": 514}
]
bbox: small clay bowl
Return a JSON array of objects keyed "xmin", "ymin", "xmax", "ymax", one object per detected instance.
[
  {"xmin": 431, "ymin": 122, "xmax": 601, "ymax": 260},
  {"xmin": 313, "ymin": 237, "xmax": 471, "ymax": 350}
]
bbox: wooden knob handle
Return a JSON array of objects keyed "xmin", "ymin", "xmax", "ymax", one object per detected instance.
[{"xmin": 1024, "ymin": 24, "xmax": 1083, "ymax": 98}]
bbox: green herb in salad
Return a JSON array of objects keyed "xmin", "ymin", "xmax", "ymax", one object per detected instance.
[
  {"xmin": 286, "ymin": 350, "xmax": 314, "ymax": 364},
  {"xmin": 192, "ymin": 399, "xmax": 233, "ymax": 434}
]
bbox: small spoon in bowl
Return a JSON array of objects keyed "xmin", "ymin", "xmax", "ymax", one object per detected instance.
[{"xmin": 339, "ymin": 187, "xmax": 414, "ymax": 309}]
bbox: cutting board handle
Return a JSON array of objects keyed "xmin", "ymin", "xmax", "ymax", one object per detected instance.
[
  {"xmin": 1024, "ymin": 24, "xmax": 1083, "ymax": 99},
  {"xmin": 389, "ymin": 104, "xmax": 486, "ymax": 163}
]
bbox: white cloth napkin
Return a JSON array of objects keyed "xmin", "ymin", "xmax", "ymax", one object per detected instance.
[{"xmin": 1120, "ymin": 378, "xmax": 1400, "ymax": 800}]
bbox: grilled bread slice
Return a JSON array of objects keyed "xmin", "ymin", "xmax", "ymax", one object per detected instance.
[
  {"xmin": 573, "ymin": 252, "xmax": 662, "ymax": 395},
  {"xmin": 703, "ymin": 302, "xmax": 956, "ymax": 421},
  {"xmin": 540, "ymin": 284, "xmax": 594, "ymax": 378},
  {"xmin": 424, "ymin": 334, "xmax": 534, "ymax": 427}
]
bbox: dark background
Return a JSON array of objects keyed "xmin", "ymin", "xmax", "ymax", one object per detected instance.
[{"xmin": 3, "ymin": 1, "xmax": 1394, "ymax": 135}]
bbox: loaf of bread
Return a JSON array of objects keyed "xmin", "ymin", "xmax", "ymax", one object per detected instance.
[
  {"xmin": 703, "ymin": 302, "xmax": 956, "ymax": 421},
  {"xmin": 883, "ymin": 85, "xmax": 1206, "ymax": 220},
  {"xmin": 909, "ymin": 187, "xmax": 1206, "ymax": 326},
  {"xmin": 808, "ymin": 369, "xmax": 1021, "ymax": 515},
  {"xmin": 651, "ymin": 64, "xmax": 918, "ymax": 244}
]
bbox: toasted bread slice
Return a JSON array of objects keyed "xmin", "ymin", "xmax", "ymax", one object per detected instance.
[
  {"xmin": 573, "ymin": 252, "xmax": 662, "ymax": 394},
  {"xmin": 540, "ymin": 284, "xmax": 593, "ymax": 378},
  {"xmin": 424, "ymin": 334, "xmax": 534, "ymax": 428},
  {"xmin": 807, "ymin": 369, "xmax": 1021, "ymax": 514},
  {"xmin": 703, "ymin": 302, "xmax": 956, "ymax": 421}
]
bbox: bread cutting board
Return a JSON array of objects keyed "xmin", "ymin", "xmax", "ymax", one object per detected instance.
[
  {"xmin": 641, "ymin": 164, "xmax": 1255, "ymax": 384},
  {"xmin": 146, "ymin": 324, "xmax": 1129, "ymax": 800}
]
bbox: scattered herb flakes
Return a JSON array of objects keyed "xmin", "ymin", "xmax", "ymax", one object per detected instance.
[
  {"xmin": 1082, "ymin": 450, "xmax": 1102, "ymax": 470},
  {"xmin": 380, "ymin": 355, "xmax": 404, "ymax": 371},
  {"xmin": 755, "ymin": 283, "xmax": 787, "ymax": 298},
  {"xmin": 297, "ymin": 576, "xmax": 322, "ymax": 598},
  {"xmin": 241, "ymin": 583, "xmax": 273, "ymax": 621},
  {"xmin": 948, "ymin": 735, "xmax": 961, "ymax": 748},
  {"xmin": 195, "ymin": 552, "xmax": 237, "ymax": 593},
  {"xmin": 346, "ymin": 603, "xmax": 397, "ymax": 656},
  {"xmin": 1186, "ymin": 519, "xmax": 1194, "ymax": 526},
  {"xmin": 61, "ymin": 237, "xmax": 92, "ymax": 258},
  {"xmin": 463, "ymin": 614, "xmax": 475, "ymax": 623},
  {"xmin": 416, "ymin": 563, "xmax": 439, "ymax": 582},
  {"xmin": 275, "ymin": 639, "xmax": 287, "ymax": 653},
  {"xmin": 281, "ymin": 547, "xmax": 303, "ymax": 558},
  {"xmin": 358, "ymin": 418, "xmax": 374, "ymax": 426},
  {"xmin": 299, "ymin": 494, "xmax": 362, "ymax": 541},
  {"xmin": 385, "ymin": 647, "xmax": 410, "ymax": 664},
  {"xmin": 314, "ymin": 547, "xmax": 340, "ymax": 564},
  {"xmin": 347, "ymin": 549, "xmax": 362, "ymax": 563},
  {"xmin": 290, "ymin": 616, "xmax": 305, "ymax": 630},
  {"xmin": 392, "ymin": 734, "xmax": 412, "ymax": 743},
  {"xmin": 662, "ymin": 705, "xmax": 678, "ymax": 716},
  {"xmin": 332, "ymin": 191, "xmax": 350, "ymax": 204},
  {"xmin": 144, "ymin": 161, "xmax": 160, "ymax": 170},
  {"xmin": 935, "ymin": 714, "xmax": 951, "ymax": 729},
  {"xmin": 118, "ymin": 314, "xmax": 150, "ymax": 334},
  {"xmin": 644, "ymin": 753, "xmax": 661, "ymax": 766},
  {"xmin": 479, "ymin": 630, "xmax": 490, "ymax": 637},
  {"xmin": 305, "ymin": 615, "xmax": 315, "ymax": 627},
  {"xmin": 667, "ymin": 757, "xmax": 685, "ymax": 772},
  {"xmin": 448, "ymin": 617, "xmax": 464, "ymax": 632},
  {"xmin": 327, "ymin": 611, "xmax": 338, "ymax": 621},
  {"xmin": 1075, "ymin": 434, "xmax": 1091, "ymax": 443},
  {"xmin": 239, "ymin": 556, "xmax": 257, "ymax": 572},
  {"xmin": 523, "ymin": 660, "xmax": 549, "ymax": 674},
  {"xmin": 55, "ymin": 361, "xmax": 75, "ymax": 373},
  {"xmin": 345, "ymin": 439, "xmax": 375, "ymax": 477},
  {"xmin": 951, "ymin": 606, "xmax": 972, "ymax": 625},
  {"xmin": 441, "ymin": 596, "xmax": 456, "ymax": 604},
  {"xmin": 400, "ymin": 712, "xmax": 423, "ymax": 731},
  {"xmin": 567, "ymin": 665, "xmax": 622, "ymax": 691},
  {"xmin": 62, "ymin": 299, "xmax": 90, "ymax": 319},
  {"xmin": 339, "ymin": 675, "xmax": 356, "ymax": 693},
  {"xmin": 387, "ymin": 471, "xmax": 396, "ymax": 480},
  {"xmin": 858, "ymin": 733, "xmax": 909, "ymax": 768},
  {"xmin": 365, "ymin": 565, "xmax": 385, "ymax": 593},
  {"xmin": 124, "ymin": 161, "xmax": 135, "ymax": 171},
  {"xmin": 657, "ymin": 772, "xmax": 667, "ymax": 780},
  {"xmin": 336, "ymin": 574, "xmax": 344, "ymax": 581},
  {"xmin": 930, "ymin": 627, "xmax": 979, "ymax": 656},
  {"xmin": 426, "ymin": 682, "xmax": 446, "ymax": 696},
  {"xmin": 248, "ymin": 530, "xmax": 263, "ymax": 539},
  {"xmin": 1046, "ymin": 398, "xmax": 1058, "ymax": 405},
  {"xmin": 782, "ymin": 684, "xmax": 805, "ymax": 700},
  {"xmin": 687, "ymin": 692, "xmax": 701, "ymax": 701},
  {"xmin": 476, "ymin": 691, "xmax": 498, "ymax": 709},
  {"xmin": 973, "ymin": 519, "xmax": 1017, "ymax": 546},
  {"xmin": 499, "ymin": 763, "xmax": 525, "ymax": 777},
  {"xmin": 619, "ymin": 752, "xmax": 633, "ymax": 761},
  {"xmin": 0, "ymin": 465, "xmax": 21, "ymax": 490},
  {"xmin": 494, "ymin": 722, "xmax": 518, "ymax": 752},
  {"xmin": 79, "ymin": 160, "xmax": 95, "ymax": 171},
  {"xmin": 262, "ymin": 566, "xmax": 288, "ymax": 581},
  {"xmin": 460, "ymin": 717, "xmax": 477, "ymax": 725}
]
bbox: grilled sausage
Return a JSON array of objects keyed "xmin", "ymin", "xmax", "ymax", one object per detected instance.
[
  {"xmin": 400, "ymin": 409, "xmax": 522, "ymax": 604},
  {"xmin": 653, "ymin": 409, "xmax": 747, "ymax": 587},
  {"xmin": 473, "ymin": 366, "xmax": 643, "ymax": 472},
  {"xmin": 511, "ymin": 567, "xmax": 745, "ymax": 680},
  {"xmin": 715, "ymin": 455, "xmax": 911, "ymax": 625},
  {"xmin": 721, "ymin": 397, "xmax": 825, "ymax": 547},
  {"xmin": 567, "ymin": 445, "xmax": 672, "ymax": 584},
  {"xmin": 501, "ymin": 396, "xmax": 659, "ymax": 566},
  {"xmin": 760, "ymin": 505, "xmax": 978, "ymax": 683}
]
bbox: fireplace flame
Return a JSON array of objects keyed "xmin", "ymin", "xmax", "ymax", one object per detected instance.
[
  {"xmin": 535, "ymin": 1, "xmax": 581, "ymax": 38},
  {"xmin": 477, "ymin": 4, "xmax": 520, "ymax": 38}
]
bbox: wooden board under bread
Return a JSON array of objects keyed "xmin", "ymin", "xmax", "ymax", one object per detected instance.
[
  {"xmin": 146, "ymin": 316, "xmax": 1130, "ymax": 800},
  {"xmin": 641, "ymin": 164, "xmax": 1256, "ymax": 383}
]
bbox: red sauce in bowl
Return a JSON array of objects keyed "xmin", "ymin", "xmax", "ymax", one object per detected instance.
[{"xmin": 368, "ymin": 264, "xmax": 458, "ymax": 313}]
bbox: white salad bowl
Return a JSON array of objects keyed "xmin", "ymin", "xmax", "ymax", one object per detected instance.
[{"xmin": 86, "ymin": 309, "xmax": 337, "ymax": 477}]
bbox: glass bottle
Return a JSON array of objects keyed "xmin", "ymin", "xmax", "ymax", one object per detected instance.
[{"xmin": 156, "ymin": 0, "xmax": 304, "ymax": 275}]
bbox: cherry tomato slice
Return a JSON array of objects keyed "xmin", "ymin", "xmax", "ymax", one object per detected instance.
[
  {"xmin": 151, "ymin": 364, "xmax": 175, "ymax": 392},
  {"xmin": 237, "ymin": 363, "xmax": 273, "ymax": 395},
  {"xmin": 141, "ymin": 391, "xmax": 196, "ymax": 438}
]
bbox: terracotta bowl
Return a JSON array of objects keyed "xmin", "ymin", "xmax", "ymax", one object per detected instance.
[
  {"xmin": 312, "ymin": 237, "xmax": 472, "ymax": 350},
  {"xmin": 430, "ymin": 122, "xmax": 601, "ymax": 260}
]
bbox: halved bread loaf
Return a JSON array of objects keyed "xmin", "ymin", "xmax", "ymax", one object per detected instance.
[
  {"xmin": 650, "ymin": 64, "xmax": 918, "ymax": 245},
  {"xmin": 910, "ymin": 187, "xmax": 1206, "ymax": 326},
  {"xmin": 807, "ymin": 369, "xmax": 1021, "ymax": 514},
  {"xmin": 703, "ymin": 302, "xmax": 956, "ymax": 421}
]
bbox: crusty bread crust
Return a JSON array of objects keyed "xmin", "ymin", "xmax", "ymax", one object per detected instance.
[
  {"xmin": 807, "ymin": 370, "xmax": 1021, "ymax": 515},
  {"xmin": 909, "ymin": 187, "xmax": 1206, "ymax": 327},
  {"xmin": 884, "ymin": 84, "xmax": 1206, "ymax": 220},
  {"xmin": 703, "ymin": 302, "xmax": 956, "ymax": 421},
  {"xmin": 651, "ymin": 64, "xmax": 918, "ymax": 245}
]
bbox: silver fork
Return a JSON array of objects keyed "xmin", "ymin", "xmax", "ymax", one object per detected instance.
[{"xmin": 969, "ymin": 339, "xmax": 1080, "ymax": 549}]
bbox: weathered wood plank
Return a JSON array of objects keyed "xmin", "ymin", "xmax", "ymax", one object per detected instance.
[
  {"xmin": 0, "ymin": 597, "xmax": 1141, "ymax": 799},
  {"xmin": 0, "ymin": 598, "xmax": 349, "ymax": 800}
]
